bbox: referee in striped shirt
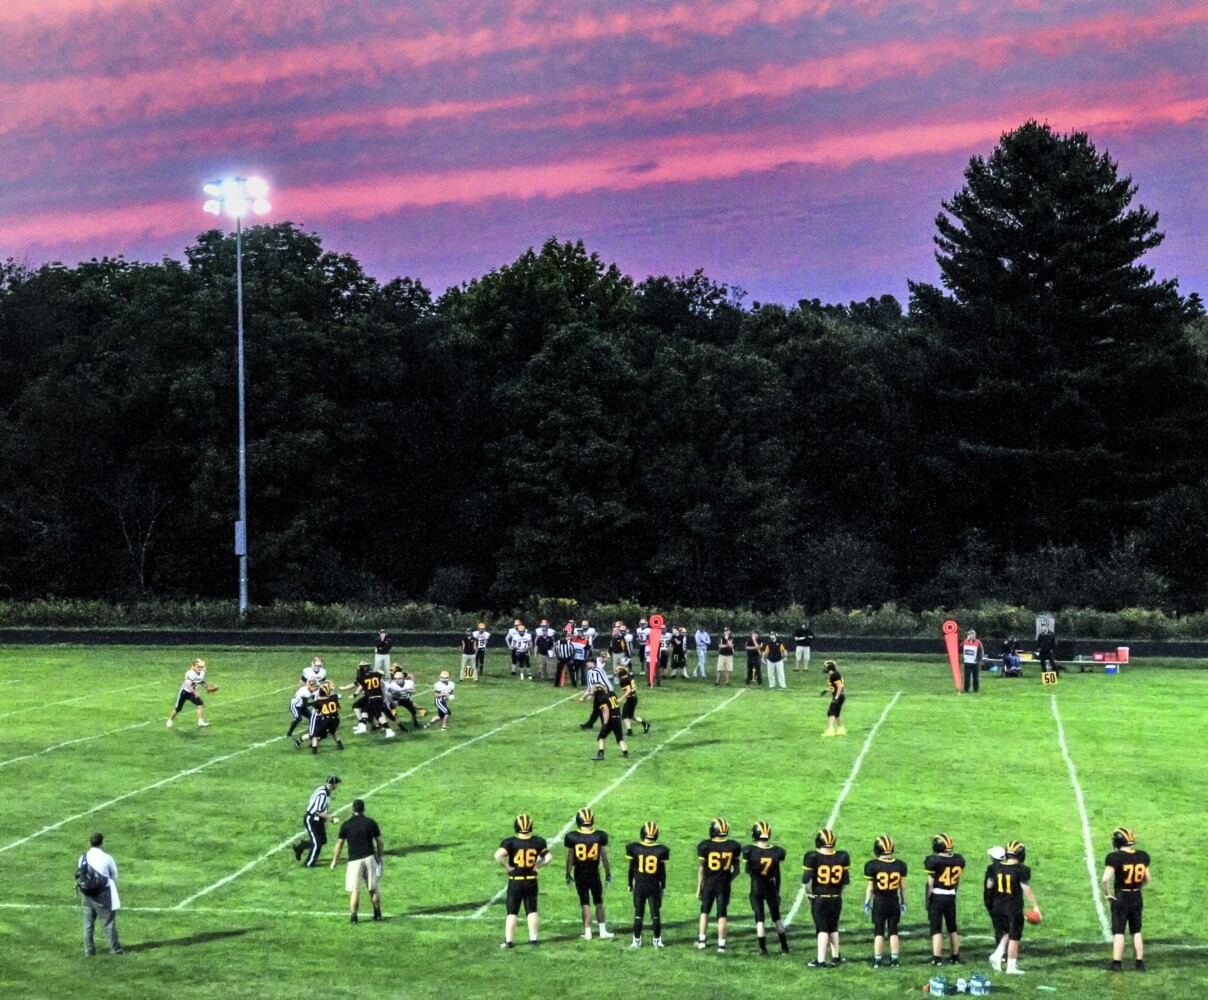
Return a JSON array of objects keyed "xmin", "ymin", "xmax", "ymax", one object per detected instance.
[
  {"xmin": 293, "ymin": 775, "xmax": 341, "ymax": 867},
  {"xmin": 578, "ymin": 656, "xmax": 614, "ymax": 730}
]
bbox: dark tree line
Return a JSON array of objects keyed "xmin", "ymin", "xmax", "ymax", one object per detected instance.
[{"xmin": 1, "ymin": 122, "xmax": 1204, "ymax": 611}]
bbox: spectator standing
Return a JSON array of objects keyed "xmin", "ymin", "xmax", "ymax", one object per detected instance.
[
  {"xmin": 715, "ymin": 629, "xmax": 735, "ymax": 686},
  {"xmin": 79, "ymin": 832, "xmax": 123, "ymax": 956},
  {"xmin": 535, "ymin": 620, "xmax": 558, "ymax": 681},
  {"xmin": 373, "ymin": 630, "xmax": 393, "ymax": 674},
  {"xmin": 793, "ymin": 621, "xmax": 815, "ymax": 672},
  {"xmin": 1037, "ymin": 626, "xmax": 1061, "ymax": 675},
  {"xmin": 330, "ymin": 798, "xmax": 384, "ymax": 923},
  {"xmin": 459, "ymin": 629, "xmax": 478, "ymax": 680},
  {"xmin": 962, "ymin": 631, "xmax": 984, "ymax": 694},
  {"xmin": 693, "ymin": 627, "xmax": 711, "ymax": 679},
  {"xmin": 763, "ymin": 633, "xmax": 788, "ymax": 689},
  {"xmin": 745, "ymin": 631, "xmax": 764, "ymax": 686}
]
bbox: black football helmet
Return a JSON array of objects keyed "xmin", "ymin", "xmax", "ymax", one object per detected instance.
[
  {"xmin": 933, "ymin": 833, "xmax": 954, "ymax": 853},
  {"xmin": 752, "ymin": 820, "xmax": 772, "ymax": 841},
  {"xmin": 1005, "ymin": 840, "xmax": 1026, "ymax": 862},
  {"xmin": 641, "ymin": 821, "xmax": 659, "ymax": 842},
  {"xmin": 815, "ymin": 828, "xmax": 836, "ymax": 848},
  {"xmin": 1112, "ymin": 826, "xmax": 1135, "ymax": 849},
  {"xmin": 575, "ymin": 807, "xmax": 595, "ymax": 829},
  {"xmin": 709, "ymin": 817, "xmax": 729, "ymax": 838},
  {"xmin": 514, "ymin": 813, "xmax": 533, "ymax": 834},
  {"xmin": 874, "ymin": 834, "xmax": 894, "ymax": 856}
]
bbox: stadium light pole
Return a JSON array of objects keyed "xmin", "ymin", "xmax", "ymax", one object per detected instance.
[{"xmin": 202, "ymin": 177, "xmax": 271, "ymax": 616}]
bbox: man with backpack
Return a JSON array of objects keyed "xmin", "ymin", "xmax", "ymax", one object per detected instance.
[{"xmin": 77, "ymin": 831, "xmax": 123, "ymax": 956}]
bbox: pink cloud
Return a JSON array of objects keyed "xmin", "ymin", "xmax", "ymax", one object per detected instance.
[{"xmin": 8, "ymin": 86, "xmax": 1200, "ymax": 255}]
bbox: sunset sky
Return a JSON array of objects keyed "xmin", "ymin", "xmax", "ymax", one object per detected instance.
[{"xmin": 1, "ymin": 0, "xmax": 1205, "ymax": 306}]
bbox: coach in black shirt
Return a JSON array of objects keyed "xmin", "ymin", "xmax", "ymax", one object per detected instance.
[{"xmin": 331, "ymin": 799, "xmax": 384, "ymax": 923}]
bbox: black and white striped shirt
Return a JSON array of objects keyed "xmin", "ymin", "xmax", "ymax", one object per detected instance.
[
  {"xmin": 305, "ymin": 785, "xmax": 331, "ymax": 817},
  {"xmin": 586, "ymin": 663, "xmax": 613, "ymax": 692}
]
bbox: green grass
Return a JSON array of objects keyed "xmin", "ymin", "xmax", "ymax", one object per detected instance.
[{"xmin": 1, "ymin": 646, "xmax": 1206, "ymax": 999}]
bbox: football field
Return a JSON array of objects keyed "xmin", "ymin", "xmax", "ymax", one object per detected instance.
[{"xmin": 1, "ymin": 645, "xmax": 1206, "ymax": 999}]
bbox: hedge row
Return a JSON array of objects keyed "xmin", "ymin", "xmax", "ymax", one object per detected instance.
[{"xmin": 1, "ymin": 599, "xmax": 1206, "ymax": 640}]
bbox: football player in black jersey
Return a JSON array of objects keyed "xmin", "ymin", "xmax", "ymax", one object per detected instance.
[
  {"xmin": 300, "ymin": 681, "xmax": 344, "ymax": 754},
  {"xmin": 985, "ymin": 840, "xmax": 1039, "ymax": 975},
  {"xmin": 564, "ymin": 807, "xmax": 614, "ymax": 941},
  {"xmin": 696, "ymin": 817, "xmax": 742, "ymax": 952},
  {"xmin": 802, "ymin": 828, "xmax": 851, "ymax": 967},
  {"xmin": 1102, "ymin": 826, "xmax": 1151, "ymax": 972},
  {"xmin": 616, "ymin": 666, "xmax": 651, "ymax": 736},
  {"xmin": 743, "ymin": 821, "xmax": 789, "ymax": 954},
  {"xmin": 494, "ymin": 813, "xmax": 552, "ymax": 948},
  {"xmin": 863, "ymin": 835, "xmax": 907, "ymax": 968},
  {"xmin": 626, "ymin": 822, "xmax": 669, "ymax": 948},
  {"xmin": 924, "ymin": 832, "xmax": 966, "ymax": 966},
  {"xmin": 821, "ymin": 660, "xmax": 846, "ymax": 736},
  {"xmin": 591, "ymin": 685, "xmax": 629, "ymax": 761}
]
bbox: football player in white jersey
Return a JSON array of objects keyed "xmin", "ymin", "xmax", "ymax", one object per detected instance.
[
  {"xmin": 505, "ymin": 619, "xmax": 524, "ymax": 676},
  {"xmin": 168, "ymin": 658, "xmax": 213, "ymax": 728},
  {"xmin": 288, "ymin": 678, "xmax": 320, "ymax": 737},
  {"xmin": 512, "ymin": 625, "xmax": 534, "ymax": 680},
  {"xmin": 433, "ymin": 671, "xmax": 456, "ymax": 732},
  {"xmin": 301, "ymin": 657, "xmax": 327, "ymax": 687},
  {"xmin": 385, "ymin": 666, "xmax": 422, "ymax": 729},
  {"xmin": 472, "ymin": 624, "xmax": 491, "ymax": 678}
]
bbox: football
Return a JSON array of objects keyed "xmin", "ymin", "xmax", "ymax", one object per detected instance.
[
  {"xmin": 1025, "ymin": 908, "xmax": 1042, "ymax": 925},
  {"xmin": 206, "ymin": 685, "xmax": 219, "ymax": 693}
]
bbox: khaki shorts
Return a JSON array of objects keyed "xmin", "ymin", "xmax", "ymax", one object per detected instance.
[
  {"xmin": 346, "ymin": 855, "xmax": 379, "ymax": 892},
  {"xmin": 717, "ymin": 655, "xmax": 734, "ymax": 673}
]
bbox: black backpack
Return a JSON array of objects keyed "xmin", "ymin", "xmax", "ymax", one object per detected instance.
[{"xmin": 75, "ymin": 855, "xmax": 108, "ymax": 897}]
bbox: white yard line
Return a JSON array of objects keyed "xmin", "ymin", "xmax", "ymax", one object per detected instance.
[
  {"xmin": 471, "ymin": 688, "xmax": 749, "ymax": 920},
  {"xmin": 0, "ymin": 685, "xmax": 291, "ymax": 770},
  {"xmin": 1051, "ymin": 694, "xmax": 1113, "ymax": 942},
  {"xmin": 0, "ymin": 720, "xmax": 155, "ymax": 768},
  {"xmin": 0, "ymin": 734, "xmax": 286, "ymax": 855},
  {"xmin": 784, "ymin": 691, "xmax": 902, "ymax": 927},
  {"xmin": 173, "ymin": 693, "xmax": 578, "ymax": 909},
  {"xmin": 0, "ymin": 680, "xmax": 162, "ymax": 719}
]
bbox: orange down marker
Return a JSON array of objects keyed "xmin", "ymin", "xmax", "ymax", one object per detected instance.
[
  {"xmin": 647, "ymin": 614, "xmax": 664, "ymax": 688},
  {"xmin": 943, "ymin": 619, "xmax": 962, "ymax": 693}
]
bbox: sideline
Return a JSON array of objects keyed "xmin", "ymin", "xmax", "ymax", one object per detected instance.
[
  {"xmin": 784, "ymin": 691, "xmax": 902, "ymax": 927},
  {"xmin": 1051, "ymin": 694, "xmax": 1113, "ymax": 942},
  {"xmin": 471, "ymin": 688, "xmax": 748, "ymax": 919},
  {"xmin": 173, "ymin": 693, "xmax": 578, "ymax": 909},
  {"xmin": 0, "ymin": 686, "xmax": 292, "ymax": 770},
  {"xmin": 0, "ymin": 734, "xmax": 287, "ymax": 855}
]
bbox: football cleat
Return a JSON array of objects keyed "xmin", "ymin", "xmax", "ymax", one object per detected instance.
[
  {"xmin": 874, "ymin": 835, "xmax": 894, "ymax": 856},
  {"xmin": 1005, "ymin": 840, "xmax": 1026, "ymax": 862},
  {"xmin": 815, "ymin": 828, "xmax": 836, "ymax": 848},
  {"xmin": 709, "ymin": 817, "xmax": 730, "ymax": 838},
  {"xmin": 752, "ymin": 821, "xmax": 772, "ymax": 841},
  {"xmin": 933, "ymin": 833, "xmax": 954, "ymax": 853},
  {"xmin": 166, "ymin": 718, "xmax": 173, "ymax": 728},
  {"xmin": 514, "ymin": 813, "xmax": 534, "ymax": 834},
  {"xmin": 383, "ymin": 727, "xmax": 395, "ymax": 739},
  {"xmin": 352, "ymin": 723, "xmax": 367, "ymax": 735},
  {"xmin": 1112, "ymin": 826, "xmax": 1136, "ymax": 848},
  {"xmin": 197, "ymin": 719, "xmax": 210, "ymax": 727},
  {"xmin": 575, "ymin": 807, "xmax": 595, "ymax": 829},
  {"xmin": 641, "ymin": 821, "xmax": 660, "ymax": 842},
  {"xmin": 652, "ymin": 938, "xmax": 664, "ymax": 948}
]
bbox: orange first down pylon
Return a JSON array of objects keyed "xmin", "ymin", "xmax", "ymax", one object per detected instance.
[{"xmin": 943, "ymin": 619, "xmax": 963, "ymax": 693}]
